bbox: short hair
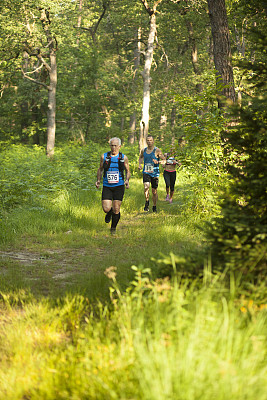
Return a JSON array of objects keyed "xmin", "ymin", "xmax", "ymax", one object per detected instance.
[
  {"xmin": 109, "ymin": 137, "xmax": 121, "ymax": 146},
  {"xmin": 147, "ymin": 135, "xmax": 154, "ymax": 140}
]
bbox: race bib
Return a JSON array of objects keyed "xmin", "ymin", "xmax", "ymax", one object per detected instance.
[
  {"xmin": 107, "ymin": 171, "xmax": 119, "ymax": 183},
  {"xmin": 144, "ymin": 163, "xmax": 154, "ymax": 173},
  {"xmin": 167, "ymin": 157, "xmax": 175, "ymax": 165}
]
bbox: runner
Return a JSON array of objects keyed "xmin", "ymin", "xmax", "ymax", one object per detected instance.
[
  {"xmin": 138, "ymin": 135, "xmax": 165, "ymax": 212},
  {"xmin": 163, "ymin": 147, "xmax": 181, "ymax": 203},
  {"xmin": 95, "ymin": 137, "xmax": 130, "ymax": 234}
]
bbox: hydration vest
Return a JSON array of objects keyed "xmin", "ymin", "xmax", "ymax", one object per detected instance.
[{"xmin": 103, "ymin": 151, "xmax": 125, "ymax": 179}]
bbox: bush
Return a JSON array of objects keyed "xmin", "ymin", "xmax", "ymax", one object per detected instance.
[{"xmin": 208, "ymin": 28, "xmax": 267, "ymax": 274}]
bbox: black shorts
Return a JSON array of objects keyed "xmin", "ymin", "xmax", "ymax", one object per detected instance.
[
  {"xmin": 163, "ymin": 170, "xmax": 176, "ymax": 191},
  {"xmin": 143, "ymin": 174, "xmax": 159, "ymax": 189},
  {"xmin": 102, "ymin": 185, "xmax": 125, "ymax": 201}
]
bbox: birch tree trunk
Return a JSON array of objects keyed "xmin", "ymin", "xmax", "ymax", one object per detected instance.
[
  {"xmin": 40, "ymin": 10, "xmax": 58, "ymax": 157},
  {"xmin": 46, "ymin": 48, "xmax": 57, "ymax": 157},
  {"xmin": 207, "ymin": 0, "xmax": 236, "ymax": 107},
  {"xmin": 139, "ymin": 12, "xmax": 157, "ymax": 150},
  {"xmin": 22, "ymin": 9, "xmax": 58, "ymax": 157}
]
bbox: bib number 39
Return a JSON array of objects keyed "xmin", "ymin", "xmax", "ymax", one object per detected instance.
[{"xmin": 107, "ymin": 171, "xmax": 119, "ymax": 183}]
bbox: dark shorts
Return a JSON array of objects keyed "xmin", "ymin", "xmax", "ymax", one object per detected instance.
[
  {"xmin": 163, "ymin": 170, "xmax": 176, "ymax": 191},
  {"xmin": 102, "ymin": 185, "xmax": 125, "ymax": 201},
  {"xmin": 143, "ymin": 174, "xmax": 159, "ymax": 189}
]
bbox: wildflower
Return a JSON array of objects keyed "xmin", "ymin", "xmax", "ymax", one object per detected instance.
[{"xmin": 104, "ymin": 266, "xmax": 117, "ymax": 281}]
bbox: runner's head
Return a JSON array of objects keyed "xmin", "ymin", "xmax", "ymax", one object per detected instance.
[
  {"xmin": 146, "ymin": 135, "xmax": 154, "ymax": 148},
  {"xmin": 109, "ymin": 137, "xmax": 121, "ymax": 155}
]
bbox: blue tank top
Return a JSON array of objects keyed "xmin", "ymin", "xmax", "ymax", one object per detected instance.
[
  {"xmin": 103, "ymin": 152, "xmax": 125, "ymax": 187},
  {"xmin": 143, "ymin": 147, "xmax": 160, "ymax": 177}
]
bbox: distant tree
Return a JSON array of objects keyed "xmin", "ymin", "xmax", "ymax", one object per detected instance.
[
  {"xmin": 207, "ymin": 0, "xmax": 236, "ymax": 106},
  {"xmin": 139, "ymin": 0, "xmax": 163, "ymax": 150},
  {"xmin": 0, "ymin": 0, "xmax": 74, "ymax": 156},
  {"xmin": 23, "ymin": 8, "xmax": 58, "ymax": 157}
]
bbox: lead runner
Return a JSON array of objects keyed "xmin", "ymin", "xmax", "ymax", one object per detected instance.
[{"xmin": 96, "ymin": 137, "xmax": 131, "ymax": 234}]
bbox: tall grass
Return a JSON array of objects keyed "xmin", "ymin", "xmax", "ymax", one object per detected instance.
[
  {"xmin": 0, "ymin": 269, "xmax": 266, "ymax": 400},
  {"xmin": 0, "ymin": 144, "xmax": 266, "ymax": 399}
]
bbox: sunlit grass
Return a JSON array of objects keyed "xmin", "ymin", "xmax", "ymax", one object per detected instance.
[{"xmin": 0, "ymin": 272, "xmax": 266, "ymax": 400}]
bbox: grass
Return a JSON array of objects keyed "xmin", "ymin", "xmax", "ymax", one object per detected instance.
[
  {"xmin": 0, "ymin": 270, "xmax": 266, "ymax": 400},
  {"xmin": 0, "ymin": 144, "xmax": 266, "ymax": 399},
  {"xmin": 0, "ymin": 144, "xmax": 207, "ymax": 300}
]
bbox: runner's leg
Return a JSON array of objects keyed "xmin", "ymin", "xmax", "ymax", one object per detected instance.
[
  {"xmin": 102, "ymin": 199, "xmax": 113, "ymax": 213},
  {"xmin": 144, "ymin": 182, "xmax": 150, "ymax": 202},
  {"xmin": 169, "ymin": 172, "xmax": 176, "ymax": 202},
  {"xmin": 111, "ymin": 200, "xmax": 121, "ymax": 231},
  {"xmin": 164, "ymin": 171, "xmax": 170, "ymax": 200},
  {"xmin": 152, "ymin": 188, "xmax": 158, "ymax": 206}
]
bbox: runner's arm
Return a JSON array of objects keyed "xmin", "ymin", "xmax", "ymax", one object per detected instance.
[
  {"xmin": 124, "ymin": 155, "xmax": 131, "ymax": 189},
  {"xmin": 95, "ymin": 154, "xmax": 104, "ymax": 188},
  {"xmin": 154, "ymin": 148, "xmax": 165, "ymax": 164}
]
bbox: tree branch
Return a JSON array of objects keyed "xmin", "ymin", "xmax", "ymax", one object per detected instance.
[
  {"xmin": 140, "ymin": 0, "xmax": 154, "ymax": 16},
  {"xmin": 23, "ymin": 64, "xmax": 44, "ymax": 75},
  {"xmin": 24, "ymin": 44, "xmax": 51, "ymax": 73},
  {"xmin": 93, "ymin": 1, "xmax": 109, "ymax": 36},
  {"xmin": 21, "ymin": 68, "xmax": 49, "ymax": 89},
  {"xmin": 78, "ymin": 1, "xmax": 110, "ymax": 42},
  {"xmin": 153, "ymin": 0, "xmax": 163, "ymax": 12},
  {"xmin": 239, "ymin": 88, "xmax": 255, "ymax": 98}
]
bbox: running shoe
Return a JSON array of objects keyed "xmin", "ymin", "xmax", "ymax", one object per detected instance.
[
  {"xmin": 144, "ymin": 201, "xmax": 149, "ymax": 212},
  {"xmin": 110, "ymin": 227, "xmax": 116, "ymax": 235},
  {"xmin": 165, "ymin": 194, "xmax": 170, "ymax": 201},
  {"xmin": 169, "ymin": 198, "xmax": 173, "ymax": 204},
  {"xmin": 152, "ymin": 206, "xmax": 157, "ymax": 213}
]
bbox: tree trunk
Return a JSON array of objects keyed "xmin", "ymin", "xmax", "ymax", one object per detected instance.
[
  {"xmin": 46, "ymin": 48, "xmax": 57, "ymax": 157},
  {"xmin": 77, "ymin": 0, "xmax": 83, "ymax": 46},
  {"xmin": 128, "ymin": 26, "xmax": 141, "ymax": 145},
  {"xmin": 129, "ymin": 111, "xmax": 137, "ymax": 144},
  {"xmin": 207, "ymin": 0, "xmax": 236, "ymax": 107},
  {"xmin": 186, "ymin": 20, "xmax": 203, "ymax": 93},
  {"xmin": 40, "ymin": 9, "xmax": 58, "ymax": 158},
  {"xmin": 121, "ymin": 116, "xmax": 125, "ymax": 132},
  {"xmin": 139, "ymin": 12, "xmax": 157, "ymax": 150},
  {"xmin": 234, "ymin": 23, "xmax": 246, "ymax": 105},
  {"xmin": 159, "ymin": 111, "xmax": 167, "ymax": 142}
]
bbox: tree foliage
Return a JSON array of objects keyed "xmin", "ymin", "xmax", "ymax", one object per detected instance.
[{"xmin": 208, "ymin": 18, "xmax": 267, "ymax": 274}]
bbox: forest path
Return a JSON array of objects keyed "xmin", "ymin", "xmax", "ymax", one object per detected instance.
[{"xmin": 0, "ymin": 178, "xmax": 204, "ymax": 300}]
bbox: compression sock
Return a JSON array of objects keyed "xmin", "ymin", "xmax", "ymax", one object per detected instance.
[
  {"xmin": 144, "ymin": 200, "xmax": 149, "ymax": 211},
  {"xmin": 105, "ymin": 208, "xmax": 113, "ymax": 223},
  {"xmin": 111, "ymin": 212, "xmax": 120, "ymax": 230}
]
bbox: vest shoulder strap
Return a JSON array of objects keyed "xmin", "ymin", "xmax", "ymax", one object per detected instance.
[{"xmin": 103, "ymin": 151, "xmax": 124, "ymax": 173}]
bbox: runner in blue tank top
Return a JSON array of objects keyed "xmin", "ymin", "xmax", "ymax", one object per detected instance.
[
  {"xmin": 138, "ymin": 135, "xmax": 165, "ymax": 212},
  {"xmin": 96, "ymin": 137, "xmax": 131, "ymax": 234}
]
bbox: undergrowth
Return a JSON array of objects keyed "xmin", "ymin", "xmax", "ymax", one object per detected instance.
[{"xmin": 0, "ymin": 266, "xmax": 266, "ymax": 400}]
